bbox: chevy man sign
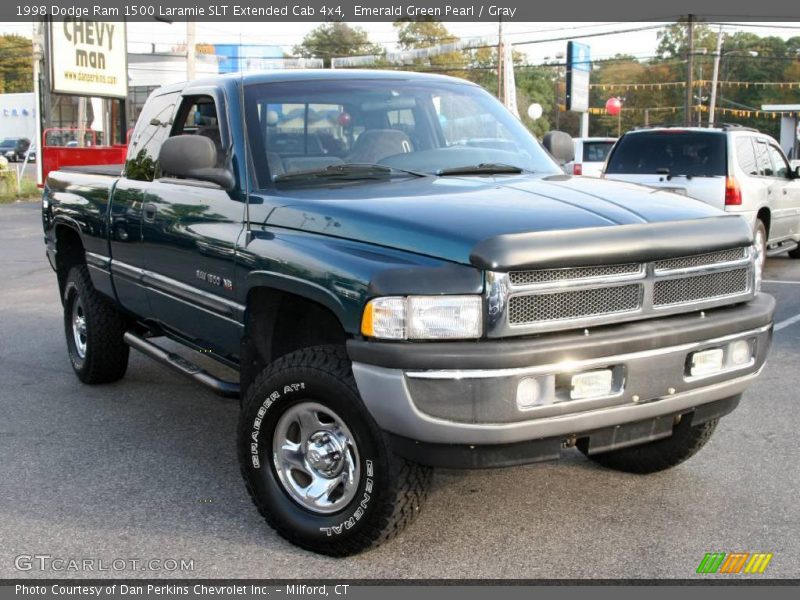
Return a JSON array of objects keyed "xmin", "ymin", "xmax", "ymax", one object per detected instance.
[{"xmin": 50, "ymin": 18, "xmax": 127, "ymax": 99}]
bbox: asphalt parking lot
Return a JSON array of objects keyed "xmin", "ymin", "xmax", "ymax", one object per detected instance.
[{"xmin": 1, "ymin": 200, "xmax": 799, "ymax": 580}]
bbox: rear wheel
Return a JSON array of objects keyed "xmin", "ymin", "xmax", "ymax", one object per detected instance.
[
  {"xmin": 579, "ymin": 416, "xmax": 718, "ymax": 474},
  {"xmin": 63, "ymin": 265, "xmax": 129, "ymax": 383},
  {"xmin": 238, "ymin": 345, "xmax": 432, "ymax": 556}
]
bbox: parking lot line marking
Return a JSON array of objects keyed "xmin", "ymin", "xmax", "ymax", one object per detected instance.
[
  {"xmin": 774, "ymin": 313, "xmax": 800, "ymax": 332},
  {"xmin": 763, "ymin": 279, "xmax": 800, "ymax": 285}
]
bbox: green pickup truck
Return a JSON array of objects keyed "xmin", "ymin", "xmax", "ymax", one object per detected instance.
[{"xmin": 43, "ymin": 70, "xmax": 774, "ymax": 556}]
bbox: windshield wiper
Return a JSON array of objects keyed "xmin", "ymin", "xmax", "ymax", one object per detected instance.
[
  {"xmin": 436, "ymin": 163, "xmax": 524, "ymax": 176},
  {"xmin": 273, "ymin": 163, "xmax": 427, "ymax": 185}
]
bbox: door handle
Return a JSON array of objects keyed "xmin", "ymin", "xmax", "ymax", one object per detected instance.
[{"xmin": 143, "ymin": 203, "xmax": 157, "ymax": 222}]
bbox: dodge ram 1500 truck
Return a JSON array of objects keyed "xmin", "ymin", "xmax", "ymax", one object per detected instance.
[{"xmin": 43, "ymin": 70, "xmax": 774, "ymax": 556}]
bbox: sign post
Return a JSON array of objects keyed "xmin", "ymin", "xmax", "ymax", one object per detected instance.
[{"xmin": 566, "ymin": 41, "xmax": 591, "ymax": 136}]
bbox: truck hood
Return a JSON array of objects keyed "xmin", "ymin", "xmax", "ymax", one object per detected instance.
[{"xmin": 258, "ymin": 174, "xmax": 729, "ymax": 266}]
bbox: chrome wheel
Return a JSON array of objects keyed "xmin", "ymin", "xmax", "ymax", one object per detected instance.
[
  {"xmin": 272, "ymin": 401, "xmax": 360, "ymax": 514},
  {"xmin": 71, "ymin": 296, "xmax": 88, "ymax": 359}
]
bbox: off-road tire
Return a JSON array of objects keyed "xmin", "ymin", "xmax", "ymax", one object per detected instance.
[
  {"xmin": 63, "ymin": 264, "xmax": 129, "ymax": 383},
  {"xmin": 579, "ymin": 416, "xmax": 719, "ymax": 474},
  {"xmin": 238, "ymin": 345, "xmax": 432, "ymax": 556}
]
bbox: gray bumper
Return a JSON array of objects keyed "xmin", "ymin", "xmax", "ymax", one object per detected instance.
[{"xmin": 351, "ymin": 299, "xmax": 773, "ymax": 446}]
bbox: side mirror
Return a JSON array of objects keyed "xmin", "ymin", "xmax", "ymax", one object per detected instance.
[
  {"xmin": 159, "ymin": 135, "xmax": 235, "ymax": 191},
  {"xmin": 542, "ymin": 131, "xmax": 575, "ymax": 165}
]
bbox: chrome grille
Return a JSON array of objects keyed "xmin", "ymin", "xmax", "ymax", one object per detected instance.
[
  {"xmin": 654, "ymin": 247, "xmax": 747, "ymax": 272},
  {"xmin": 490, "ymin": 246, "xmax": 754, "ymax": 337},
  {"xmin": 509, "ymin": 263, "xmax": 642, "ymax": 286},
  {"xmin": 653, "ymin": 268, "xmax": 749, "ymax": 307},
  {"xmin": 508, "ymin": 285, "xmax": 641, "ymax": 324}
]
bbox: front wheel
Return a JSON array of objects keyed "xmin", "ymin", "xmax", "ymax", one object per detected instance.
[
  {"xmin": 579, "ymin": 416, "xmax": 718, "ymax": 474},
  {"xmin": 238, "ymin": 345, "xmax": 432, "ymax": 556},
  {"xmin": 63, "ymin": 265, "xmax": 129, "ymax": 383}
]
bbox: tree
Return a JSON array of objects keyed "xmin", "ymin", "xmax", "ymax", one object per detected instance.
[
  {"xmin": 0, "ymin": 34, "xmax": 33, "ymax": 93},
  {"xmin": 394, "ymin": 19, "xmax": 458, "ymax": 50},
  {"xmin": 656, "ymin": 19, "xmax": 718, "ymax": 59},
  {"xmin": 392, "ymin": 19, "xmax": 468, "ymax": 77},
  {"xmin": 293, "ymin": 23, "xmax": 383, "ymax": 68}
]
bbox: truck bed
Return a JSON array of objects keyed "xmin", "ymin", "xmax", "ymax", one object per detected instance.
[{"xmin": 58, "ymin": 164, "xmax": 124, "ymax": 177}]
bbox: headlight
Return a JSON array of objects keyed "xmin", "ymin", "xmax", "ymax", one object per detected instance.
[{"xmin": 361, "ymin": 295, "xmax": 483, "ymax": 340}]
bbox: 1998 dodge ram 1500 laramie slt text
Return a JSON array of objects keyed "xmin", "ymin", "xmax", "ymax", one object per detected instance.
[{"xmin": 43, "ymin": 70, "xmax": 774, "ymax": 556}]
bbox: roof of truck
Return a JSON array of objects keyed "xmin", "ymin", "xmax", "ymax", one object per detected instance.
[{"xmin": 180, "ymin": 69, "xmax": 479, "ymax": 91}]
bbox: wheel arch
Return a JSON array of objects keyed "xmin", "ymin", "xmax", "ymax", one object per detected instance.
[
  {"xmin": 53, "ymin": 220, "xmax": 87, "ymax": 298},
  {"xmin": 240, "ymin": 272, "xmax": 353, "ymax": 394}
]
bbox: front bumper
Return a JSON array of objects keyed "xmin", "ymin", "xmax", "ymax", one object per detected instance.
[{"xmin": 348, "ymin": 294, "xmax": 774, "ymax": 464}]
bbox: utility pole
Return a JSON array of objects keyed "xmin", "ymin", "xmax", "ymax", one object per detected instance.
[
  {"xmin": 32, "ymin": 19, "xmax": 45, "ymax": 185},
  {"xmin": 708, "ymin": 26, "xmax": 724, "ymax": 127},
  {"xmin": 497, "ymin": 19, "xmax": 503, "ymax": 100},
  {"xmin": 186, "ymin": 20, "xmax": 197, "ymax": 80},
  {"xmin": 685, "ymin": 14, "xmax": 695, "ymax": 126}
]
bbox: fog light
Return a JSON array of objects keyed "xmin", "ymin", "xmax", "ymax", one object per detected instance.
[
  {"xmin": 570, "ymin": 369, "xmax": 613, "ymax": 400},
  {"xmin": 729, "ymin": 339, "xmax": 752, "ymax": 365},
  {"xmin": 516, "ymin": 377, "xmax": 540, "ymax": 409},
  {"xmin": 690, "ymin": 348, "xmax": 724, "ymax": 377}
]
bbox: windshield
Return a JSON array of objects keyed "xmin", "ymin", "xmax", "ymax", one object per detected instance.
[
  {"xmin": 605, "ymin": 131, "xmax": 726, "ymax": 177},
  {"xmin": 0, "ymin": 139, "xmax": 16, "ymax": 148},
  {"xmin": 244, "ymin": 78, "xmax": 560, "ymax": 187}
]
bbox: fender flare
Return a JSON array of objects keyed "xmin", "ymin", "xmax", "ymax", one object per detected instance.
[{"xmin": 243, "ymin": 270, "xmax": 351, "ymax": 331}]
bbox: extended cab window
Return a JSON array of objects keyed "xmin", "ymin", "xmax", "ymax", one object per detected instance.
[
  {"xmin": 171, "ymin": 96, "xmax": 224, "ymax": 167},
  {"xmin": 605, "ymin": 131, "xmax": 726, "ymax": 177},
  {"xmin": 125, "ymin": 92, "xmax": 178, "ymax": 181}
]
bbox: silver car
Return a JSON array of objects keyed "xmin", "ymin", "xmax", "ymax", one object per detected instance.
[{"xmin": 603, "ymin": 125, "xmax": 800, "ymax": 267}]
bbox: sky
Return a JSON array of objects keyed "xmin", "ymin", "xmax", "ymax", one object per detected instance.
[{"xmin": 2, "ymin": 20, "xmax": 800, "ymax": 64}]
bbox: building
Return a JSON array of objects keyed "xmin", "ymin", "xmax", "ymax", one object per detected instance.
[
  {"xmin": 761, "ymin": 104, "xmax": 800, "ymax": 160},
  {"xmin": 0, "ymin": 93, "xmax": 36, "ymax": 142}
]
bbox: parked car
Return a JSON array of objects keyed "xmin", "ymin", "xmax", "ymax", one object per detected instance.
[
  {"xmin": 0, "ymin": 137, "xmax": 31, "ymax": 162},
  {"xmin": 603, "ymin": 125, "xmax": 800, "ymax": 266},
  {"xmin": 43, "ymin": 71, "xmax": 773, "ymax": 556},
  {"xmin": 564, "ymin": 137, "xmax": 616, "ymax": 176}
]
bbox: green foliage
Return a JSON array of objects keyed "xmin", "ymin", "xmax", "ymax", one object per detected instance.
[
  {"xmin": 392, "ymin": 19, "xmax": 469, "ymax": 76},
  {"xmin": 293, "ymin": 23, "xmax": 383, "ymax": 68},
  {"xmin": 0, "ymin": 34, "xmax": 33, "ymax": 93}
]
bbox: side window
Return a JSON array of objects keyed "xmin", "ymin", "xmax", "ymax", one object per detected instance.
[
  {"xmin": 171, "ymin": 96, "xmax": 223, "ymax": 166},
  {"xmin": 767, "ymin": 144, "xmax": 790, "ymax": 179},
  {"xmin": 735, "ymin": 137, "xmax": 758, "ymax": 176},
  {"xmin": 125, "ymin": 92, "xmax": 178, "ymax": 181},
  {"xmin": 755, "ymin": 141, "xmax": 773, "ymax": 177}
]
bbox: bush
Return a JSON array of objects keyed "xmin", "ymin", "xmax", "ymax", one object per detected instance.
[{"xmin": 0, "ymin": 167, "xmax": 39, "ymax": 203}]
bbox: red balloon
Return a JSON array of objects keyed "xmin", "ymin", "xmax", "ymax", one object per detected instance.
[{"xmin": 605, "ymin": 97, "xmax": 623, "ymax": 116}]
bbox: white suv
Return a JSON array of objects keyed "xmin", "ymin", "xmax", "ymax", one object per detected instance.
[
  {"xmin": 603, "ymin": 125, "xmax": 800, "ymax": 265},
  {"xmin": 565, "ymin": 137, "xmax": 616, "ymax": 177}
]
